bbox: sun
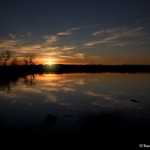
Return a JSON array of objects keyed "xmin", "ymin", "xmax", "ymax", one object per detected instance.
[
  {"xmin": 46, "ymin": 61, "xmax": 53, "ymax": 65},
  {"xmin": 45, "ymin": 58, "xmax": 56, "ymax": 65}
]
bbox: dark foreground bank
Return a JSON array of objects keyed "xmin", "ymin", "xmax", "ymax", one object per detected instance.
[
  {"xmin": 0, "ymin": 111, "xmax": 149, "ymax": 150},
  {"xmin": 0, "ymin": 64, "xmax": 150, "ymax": 76}
]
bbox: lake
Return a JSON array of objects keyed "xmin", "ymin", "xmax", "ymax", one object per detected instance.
[{"xmin": 0, "ymin": 73, "xmax": 150, "ymax": 148}]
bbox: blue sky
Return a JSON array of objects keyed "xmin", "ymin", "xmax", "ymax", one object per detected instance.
[{"xmin": 0, "ymin": 0, "xmax": 150, "ymax": 64}]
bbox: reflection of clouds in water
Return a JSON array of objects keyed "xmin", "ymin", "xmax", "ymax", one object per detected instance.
[
  {"xmin": 60, "ymin": 79, "xmax": 84, "ymax": 85},
  {"xmin": 75, "ymin": 79, "xmax": 84, "ymax": 85},
  {"xmin": 85, "ymin": 91, "xmax": 121, "ymax": 109},
  {"xmin": 62, "ymin": 87, "xmax": 76, "ymax": 92},
  {"xmin": 0, "ymin": 72, "xmax": 150, "ymax": 131},
  {"xmin": 89, "ymin": 91, "xmax": 144, "ymax": 114},
  {"xmin": 57, "ymin": 102, "xmax": 82, "ymax": 111},
  {"xmin": 0, "ymin": 74, "xmax": 79, "ymax": 105},
  {"xmin": 0, "ymin": 73, "xmax": 150, "ymax": 114},
  {"xmin": 44, "ymin": 94, "xmax": 58, "ymax": 103},
  {"xmin": 57, "ymin": 102, "xmax": 71, "ymax": 107},
  {"xmin": 0, "ymin": 91, "xmax": 19, "ymax": 99},
  {"xmin": 85, "ymin": 91, "xmax": 115, "ymax": 101}
]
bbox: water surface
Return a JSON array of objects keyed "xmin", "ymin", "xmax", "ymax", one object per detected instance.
[{"xmin": 0, "ymin": 73, "xmax": 150, "ymax": 134}]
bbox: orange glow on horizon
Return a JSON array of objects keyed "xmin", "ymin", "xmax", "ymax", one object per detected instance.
[
  {"xmin": 35, "ymin": 57, "xmax": 150, "ymax": 65},
  {"xmin": 37, "ymin": 57, "xmax": 58, "ymax": 65}
]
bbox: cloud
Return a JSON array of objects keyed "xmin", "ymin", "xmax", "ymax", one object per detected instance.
[
  {"xmin": 0, "ymin": 39, "xmax": 25, "ymax": 48},
  {"xmin": 74, "ymin": 53, "xmax": 85, "ymax": 59},
  {"xmin": 92, "ymin": 28, "xmax": 124, "ymax": 36},
  {"xmin": 42, "ymin": 51, "xmax": 63, "ymax": 57},
  {"xmin": 92, "ymin": 27, "xmax": 144, "ymax": 37},
  {"xmin": 85, "ymin": 39, "xmax": 111, "ymax": 46},
  {"xmin": 57, "ymin": 27, "xmax": 84, "ymax": 36},
  {"xmin": 85, "ymin": 36, "xmax": 117, "ymax": 46},
  {"xmin": 9, "ymin": 34, "xmax": 16, "ymax": 38},
  {"xmin": 59, "ymin": 53, "xmax": 85, "ymax": 60},
  {"xmin": 61, "ymin": 46, "xmax": 76, "ymax": 51},
  {"xmin": 43, "ymin": 35, "xmax": 59, "ymax": 44},
  {"xmin": 9, "ymin": 33, "xmax": 32, "ymax": 38},
  {"xmin": 85, "ymin": 26, "xmax": 145, "ymax": 47},
  {"xmin": 57, "ymin": 31, "xmax": 72, "ymax": 36},
  {"xmin": 59, "ymin": 55, "xmax": 74, "ymax": 59},
  {"xmin": 15, "ymin": 44, "xmax": 42, "ymax": 54}
]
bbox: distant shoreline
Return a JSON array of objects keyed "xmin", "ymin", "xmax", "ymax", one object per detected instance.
[{"xmin": 0, "ymin": 64, "xmax": 150, "ymax": 76}]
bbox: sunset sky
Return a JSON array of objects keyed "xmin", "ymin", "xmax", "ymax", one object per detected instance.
[{"xmin": 0, "ymin": 0, "xmax": 150, "ymax": 64}]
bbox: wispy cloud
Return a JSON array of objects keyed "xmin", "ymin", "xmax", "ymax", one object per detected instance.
[
  {"xmin": 9, "ymin": 34, "xmax": 16, "ymax": 38},
  {"xmin": 57, "ymin": 27, "xmax": 84, "ymax": 36},
  {"xmin": 85, "ymin": 26, "xmax": 145, "ymax": 47},
  {"xmin": 0, "ymin": 39, "xmax": 25, "ymax": 48},
  {"xmin": 57, "ymin": 31, "xmax": 72, "ymax": 36},
  {"xmin": 61, "ymin": 46, "xmax": 76, "ymax": 51},
  {"xmin": 59, "ymin": 53, "xmax": 85, "ymax": 60},
  {"xmin": 85, "ymin": 36, "xmax": 116, "ymax": 46},
  {"xmin": 14, "ymin": 44, "xmax": 42, "ymax": 55},
  {"xmin": 43, "ymin": 35, "xmax": 59, "ymax": 44},
  {"xmin": 9, "ymin": 33, "xmax": 32, "ymax": 39},
  {"xmin": 74, "ymin": 53, "xmax": 85, "ymax": 59},
  {"xmin": 85, "ymin": 91, "xmax": 115, "ymax": 101},
  {"xmin": 92, "ymin": 27, "xmax": 144, "ymax": 37}
]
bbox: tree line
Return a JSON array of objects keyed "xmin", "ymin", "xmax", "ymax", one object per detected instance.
[{"xmin": 0, "ymin": 50, "xmax": 36, "ymax": 66}]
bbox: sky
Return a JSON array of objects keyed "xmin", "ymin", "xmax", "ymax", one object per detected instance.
[{"xmin": 0, "ymin": 0, "xmax": 150, "ymax": 65}]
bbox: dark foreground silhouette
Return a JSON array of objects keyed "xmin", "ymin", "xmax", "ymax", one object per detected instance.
[
  {"xmin": 0, "ymin": 64, "xmax": 150, "ymax": 76},
  {"xmin": 0, "ymin": 111, "xmax": 149, "ymax": 150}
]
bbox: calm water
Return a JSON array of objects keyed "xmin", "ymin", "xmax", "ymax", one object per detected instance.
[{"xmin": 0, "ymin": 73, "xmax": 150, "ymax": 134}]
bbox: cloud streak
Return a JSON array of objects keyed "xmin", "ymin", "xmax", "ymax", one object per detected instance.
[
  {"xmin": 43, "ymin": 35, "xmax": 59, "ymax": 44},
  {"xmin": 9, "ymin": 33, "xmax": 32, "ymax": 39},
  {"xmin": 57, "ymin": 27, "xmax": 84, "ymax": 36},
  {"xmin": 61, "ymin": 46, "xmax": 76, "ymax": 51},
  {"xmin": 85, "ymin": 91, "xmax": 115, "ymax": 101},
  {"xmin": 0, "ymin": 39, "xmax": 25, "ymax": 48},
  {"xmin": 85, "ymin": 26, "xmax": 146, "ymax": 47}
]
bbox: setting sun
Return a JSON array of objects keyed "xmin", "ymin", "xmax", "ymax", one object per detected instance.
[
  {"xmin": 46, "ymin": 61, "xmax": 54, "ymax": 65},
  {"xmin": 45, "ymin": 58, "xmax": 57, "ymax": 65}
]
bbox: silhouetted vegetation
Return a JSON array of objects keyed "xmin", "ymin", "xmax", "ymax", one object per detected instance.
[
  {"xmin": 0, "ymin": 64, "xmax": 150, "ymax": 76},
  {"xmin": 0, "ymin": 50, "xmax": 36, "ymax": 66},
  {"xmin": 23, "ymin": 55, "xmax": 36, "ymax": 65},
  {"xmin": 0, "ymin": 50, "xmax": 12, "ymax": 66}
]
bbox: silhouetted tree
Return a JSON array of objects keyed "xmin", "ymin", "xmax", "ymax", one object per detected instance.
[
  {"xmin": 0, "ymin": 50, "xmax": 12, "ymax": 66},
  {"xmin": 10, "ymin": 57, "xmax": 19, "ymax": 66},
  {"xmin": 23, "ymin": 55, "xmax": 36, "ymax": 65}
]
